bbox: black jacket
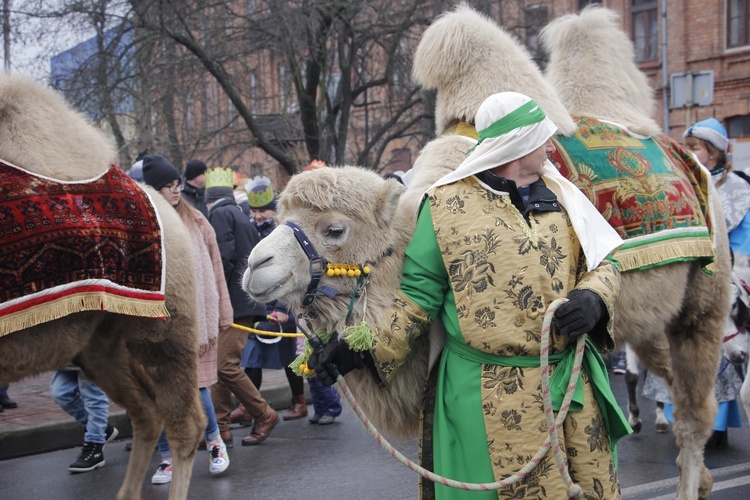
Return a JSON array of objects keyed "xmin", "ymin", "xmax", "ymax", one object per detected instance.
[
  {"xmin": 182, "ymin": 182, "xmax": 208, "ymax": 216},
  {"xmin": 207, "ymin": 197, "xmax": 265, "ymax": 319}
]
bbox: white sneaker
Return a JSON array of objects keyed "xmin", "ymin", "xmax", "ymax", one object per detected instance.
[
  {"xmin": 151, "ymin": 460, "xmax": 173, "ymax": 484},
  {"xmin": 209, "ymin": 441, "xmax": 230, "ymax": 475}
]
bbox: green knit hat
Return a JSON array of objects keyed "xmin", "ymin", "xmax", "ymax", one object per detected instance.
[{"xmin": 246, "ymin": 176, "xmax": 276, "ymax": 210}]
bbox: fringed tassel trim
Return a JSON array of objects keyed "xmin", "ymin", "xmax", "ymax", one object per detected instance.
[
  {"xmin": 0, "ymin": 293, "xmax": 169, "ymax": 337},
  {"xmin": 613, "ymin": 239, "xmax": 715, "ymax": 272}
]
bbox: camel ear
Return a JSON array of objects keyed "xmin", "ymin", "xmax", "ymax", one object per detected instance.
[{"xmin": 375, "ymin": 178, "xmax": 405, "ymax": 229}]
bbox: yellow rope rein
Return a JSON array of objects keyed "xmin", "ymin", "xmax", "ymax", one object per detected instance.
[{"xmin": 230, "ymin": 323, "xmax": 303, "ymax": 338}]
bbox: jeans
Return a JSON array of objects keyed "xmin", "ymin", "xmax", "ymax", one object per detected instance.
[
  {"xmin": 157, "ymin": 387, "xmax": 221, "ymax": 459},
  {"xmin": 49, "ymin": 370, "xmax": 109, "ymax": 444}
]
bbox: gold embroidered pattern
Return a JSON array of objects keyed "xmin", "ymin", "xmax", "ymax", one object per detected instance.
[{"xmin": 503, "ymin": 195, "xmax": 539, "ymax": 248}]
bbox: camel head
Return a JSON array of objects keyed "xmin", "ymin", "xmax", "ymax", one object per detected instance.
[
  {"xmin": 412, "ymin": 3, "xmax": 576, "ymax": 137},
  {"xmin": 243, "ymin": 166, "xmax": 408, "ymax": 329},
  {"xmin": 0, "ymin": 74, "xmax": 116, "ymax": 180},
  {"xmin": 540, "ymin": 6, "xmax": 662, "ymax": 137}
]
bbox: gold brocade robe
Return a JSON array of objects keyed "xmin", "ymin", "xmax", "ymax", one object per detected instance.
[{"xmin": 372, "ymin": 176, "xmax": 623, "ymax": 499}]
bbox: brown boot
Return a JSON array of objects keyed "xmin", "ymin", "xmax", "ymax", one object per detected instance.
[
  {"xmin": 230, "ymin": 403, "xmax": 254, "ymax": 427},
  {"xmin": 283, "ymin": 395, "xmax": 308, "ymax": 421},
  {"xmin": 220, "ymin": 430, "xmax": 233, "ymax": 448},
  {"xmin": 241, "ymin": 409, "xmax": 280, "ymax": 446}
]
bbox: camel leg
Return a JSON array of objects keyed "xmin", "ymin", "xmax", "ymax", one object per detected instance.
[
  {"xmin": 114, "ymin": 344, "xmax": 203, "ymax": 500},
  {"xmin": 127, "ymin": 329, "xmax": 205, "ymax": 500},
  {"xmin": 160, "ymin": 384, "xmax": 205, "ymax": 500},
  {"xmin": 669, "ymin": 329, "xmax": 719, "ymax": 500},
  {"xmin": 129, "ymin": 339, "xmax": 204, "ymax": 500},
  {"xmin": 78, "ymin": 320, "xmax": 204, "ymax": 500},
  {"xmin": 76, "ymin": 336, "xmax": 164, "ymax": 500},
  {"xmin": 624, "ymin": 345, "xmax": 642, "ymax": 434},
  {"xmin": 117, "ymin": 378, "xmax": 164, "ymax": 500}
]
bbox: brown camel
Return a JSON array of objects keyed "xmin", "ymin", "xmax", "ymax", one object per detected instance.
[{"xmin": 0, "ymin": 75, "xmax": 204, "ymax": 500}]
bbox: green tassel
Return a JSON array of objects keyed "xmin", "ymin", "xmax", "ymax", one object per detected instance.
[
  {"xmin": 289, "ymin": 352, "xmax": 312, "ymax": 378},
  {"xmin": 342, "ymin": 321, "xmax": 373, "ymax": 352},
  {"xmin": 316, "ymin": 329, "xmax": 333, "ymax": 344},
  {"xmin": 288, "ymin": 333, "xmax": 336, "ymax": 378},
  {"xmin": 289, "ymin": 338, "xmax": 313, "ymax": 378}
]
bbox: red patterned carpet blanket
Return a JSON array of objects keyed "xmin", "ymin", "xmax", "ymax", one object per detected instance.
[
  {"xmin": 442, "ymin": 116, "xmax": 716, "ymax": 273},
  {"xmin": 0, "ymin": 160, "xmax": 168, "ymax": 336}
]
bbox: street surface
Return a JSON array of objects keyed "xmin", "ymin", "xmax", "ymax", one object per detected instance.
[{"xmin": 1, "ymin": 372, "xmax": 749, "ymax": 499}]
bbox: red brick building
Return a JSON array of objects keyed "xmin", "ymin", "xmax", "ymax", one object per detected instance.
[{"xmin": 503, "ymin": 0, "xmax": 750, "ymax": 170}]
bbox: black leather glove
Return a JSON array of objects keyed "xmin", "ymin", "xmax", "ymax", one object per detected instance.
[
  {"xmin": 554, "ymin": 289, "xmax": 605, "ymax": 338},
  {"xmin": 308, "ymin": 336, "xmax": 365, "ymax": 386}
]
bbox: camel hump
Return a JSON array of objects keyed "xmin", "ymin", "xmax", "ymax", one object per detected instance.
[
  {"xmin": 413, "ymin": 3, "xmax": 576, "ymax": 136},
  {"xmin": 540, "ymin": 5, "xmax": 661, "ymax": 137},
  {"xmin": 0, "ymin": 74, "xmax": 116, "ymax": 180}
]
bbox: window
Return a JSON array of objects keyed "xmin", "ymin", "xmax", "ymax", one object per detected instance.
[
  {"xmin": 632, "ymin": 0, "xmax": 658, "ymax": 62},
  {"xmin": 278, "ymin": 63, "xmax": 297, "ymax": 113},
  {"xmin": 249, "ymin": 71, "xmax": 259, "ymax": 114},
  {"xmin": 524, "ymin": 4, "xmax": 548, "ymax": 67},
  {"xmin": 390, "ymin": 40, "xmax": 410, "ymax": 101},
  {"xmin": 728, "ymin": 0, "xmax": 750, "ymax": 48},
  {"xmin": 389, "ymin": 148, "xmax": 412, "ymax": 173},
  {"xmin": 727, "ymin": 115, "xmax": 750, "ymax": 137},
  {"xmin": 579, "ymin": 0, "xmax": 602, "ymax": 9}
]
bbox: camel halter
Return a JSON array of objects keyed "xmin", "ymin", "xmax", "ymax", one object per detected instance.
[
  {"xmin": 285, "ymin": 221, "xmax": 331, "ymax": 308},
  {"xmin": 285, "ymin": 220, "xmax": 393, "ymax": 319}
]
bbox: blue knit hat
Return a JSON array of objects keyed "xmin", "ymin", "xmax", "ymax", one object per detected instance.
[{"xmin": 683, "ymin": 118, "xmax": 729, "ymax": 152}]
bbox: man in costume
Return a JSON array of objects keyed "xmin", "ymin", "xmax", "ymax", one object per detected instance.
[{"xmin": 312, "ymin": 92, "xmax": 631, "ymax": 498}]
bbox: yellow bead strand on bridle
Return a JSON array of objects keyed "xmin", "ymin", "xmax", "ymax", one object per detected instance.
[{"xmin": 325, "ymin": 263, "xmax": 371, "ymax": 278}]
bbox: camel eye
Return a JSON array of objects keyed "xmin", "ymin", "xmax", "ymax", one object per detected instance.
[{"xmin": 326, "ymin": 226, "xmax": 345, "ymax": 239}]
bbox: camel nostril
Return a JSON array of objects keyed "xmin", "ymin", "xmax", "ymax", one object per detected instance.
[{"xmin": 251, "ymin": 255, "xmax": 273, "ymax": 271}]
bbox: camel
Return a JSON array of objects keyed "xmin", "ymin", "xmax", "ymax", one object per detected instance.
[
  {"xmin": 0, "ymin": 75, "xmax": 204, "ymax": 500},
  {"xmin": 243, "ymin": 5, "xmax": 731, "ymax": 499},
  {"xmin": 626, "ymin": 254, "xmax": 750, "ymax": 437}
]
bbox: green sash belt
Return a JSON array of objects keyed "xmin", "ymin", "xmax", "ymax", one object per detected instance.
[{"xmin": 445, "ymin": 334, "xmax": 632, "ymax": 464}]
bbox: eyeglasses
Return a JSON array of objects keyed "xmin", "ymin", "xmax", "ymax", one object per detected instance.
[{"xmin": 163, "ymin": 181, "xmax": 182, "ymax": 193}]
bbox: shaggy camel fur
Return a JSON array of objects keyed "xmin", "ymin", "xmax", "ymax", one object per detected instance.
[
  {"xmin": 245, "ymin": 5, "xmax": 731, "ymax": 499},
  {"xmin": 0, "ymin": 75, "xmax": 204, "ymax": 500}
]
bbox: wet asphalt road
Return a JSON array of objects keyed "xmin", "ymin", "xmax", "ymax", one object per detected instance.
[{"xmin": 1, "ymin": 372, "xmax": 749, "ymax": 499}]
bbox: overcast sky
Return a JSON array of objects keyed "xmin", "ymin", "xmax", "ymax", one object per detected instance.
[{"xmin": 3, "ymin": 4, "xmax": 97, "ymax": 82}]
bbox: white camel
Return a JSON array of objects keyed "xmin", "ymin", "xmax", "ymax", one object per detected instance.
[
  {"xmin": 0, "ymin": 75, "xmax": 204, "ymax": 500},
  {"xmin": 243, "ymin": 6, "xmax": 731, "ymax": 499}
]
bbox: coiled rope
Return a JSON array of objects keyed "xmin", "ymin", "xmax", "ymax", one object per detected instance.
[{"xmin": 332, "ymin": 298, "xmax": 584, "ymax": 498}]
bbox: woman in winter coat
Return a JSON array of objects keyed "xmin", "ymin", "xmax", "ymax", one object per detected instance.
[{"xmin": 142, "ymin": 155, "xmax": 234, "ymax": 483}]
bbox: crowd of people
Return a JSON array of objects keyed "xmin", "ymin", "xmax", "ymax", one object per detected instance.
[
  {"xmin": 3, "ymin": 93, "xmax": 747, "ymax": 496},
  {"xmin": 134, "ymin": 156, "xmax": 342, "ymax": 483}
]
